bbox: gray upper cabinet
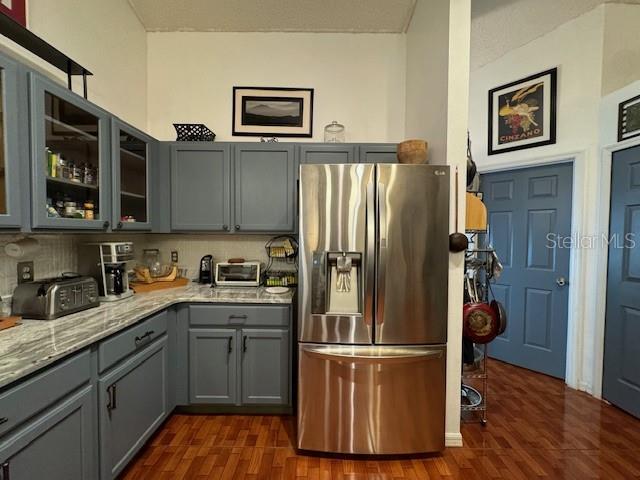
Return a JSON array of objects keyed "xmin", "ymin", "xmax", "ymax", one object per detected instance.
[
  {"xmin": 234, "ymin": 144, "xmax": 295, "ymax": 232},
  {"xmin": 98, "ymin": 336, "xmax": 169, "ymax": 480},
  {"xmin": 29, "ymin": 73, "xmax": 112, "ymax": 230},
  {"xmin": 299, "ymin": 144, "xmax": 356, "ymax": 164},
  {"xmin": 358, "ymin": 144, "xmax": 397, "ymax": 163},
  {"xmin": 241, "ymin": 328, "xmax": 289, "ymax": 405},
  {"xmin": 189, "ymin": 328, "xmax": 237, "ymax": 404},
  {"xmin": 170, "ymin": 143, "xmax": 231, "ymax": 231},
  {"xmin": 0, "ymin": 52, "xmax": 22, "ymax": 228},
  {"xmin": 0, "ymin": 385, "xmax": 97, "ymax": 480},
  {"xmin": 111, "ymin": 118, "xmax": 154, "ymax": 231}
]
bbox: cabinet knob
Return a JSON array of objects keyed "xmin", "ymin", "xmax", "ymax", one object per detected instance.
[
  {"xmin": 103, "ymin": 221, "xmax": 110, "ymax": 229},
  {"xmin": 235, "ymin": 225, "xmax": 240, "ymax": 231},
  {"xmin": 117, "ymin": 221, "xmax": 123, "ymax": 229},
  {"xmin": 223, "ymin": 224, "xmax": 229, "ymax": 231}
]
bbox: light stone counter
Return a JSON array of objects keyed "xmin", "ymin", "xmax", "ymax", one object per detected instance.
[{"xmin": 0, "ymin": 284, "xmax": 294, "ymax": 389}]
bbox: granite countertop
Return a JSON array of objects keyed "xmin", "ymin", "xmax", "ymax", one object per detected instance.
[{"xmin": 0, "ymin": 284, "xmax": 295, "ymax": 390}]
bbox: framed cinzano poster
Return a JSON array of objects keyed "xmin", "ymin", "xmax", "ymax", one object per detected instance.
[{"xmin": 488, "ymin": 68, "xmax": 557, "ymax": 155}]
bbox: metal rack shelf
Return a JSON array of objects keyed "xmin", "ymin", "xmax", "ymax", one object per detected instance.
[{"xmin": 462, "ymin": 233, "xmax": 494, "ymax": 426}]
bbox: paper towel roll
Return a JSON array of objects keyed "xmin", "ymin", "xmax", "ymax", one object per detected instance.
[{"xmin": 4, "ymin": 237, "xmax": 40, "ymax": 258}]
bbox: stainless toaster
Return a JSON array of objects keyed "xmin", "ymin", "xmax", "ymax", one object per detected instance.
[{"xmin": 12, "ymin": 275, "xmax": 100, "ymax": 320}]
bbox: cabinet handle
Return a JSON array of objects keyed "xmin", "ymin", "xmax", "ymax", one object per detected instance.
[
  {"xmin": 235, "ymin": 225, "xmax": 241, "ymax": 230},
  {"xmin": 106, "ymin": 384, "xmax": 117, "ymax": 413},
  {"xmin": 0, "ymin": 417, "xmax": 8, "ymax": 426},
  {"xmin": 1, "ymin": 461, "xmax": 9, "ymax": 480},
  {"xmin": 243, "ymin": 335, "xmax": 248, "ymax": 353},
  {"xmin": 103, "ymin": 221, "xmax": 110, "ymax": 229},
  {"xmin": 227, "ymin": 336, "xmax": 233, "ymax": 354},
  {"xmin": 229, "ymin": 314, "xmax": 248, "ymax": 320},
  {"xmin": 117, "ymin": 221, "xmax": 123, "ymax": 229},
  {"xmin": 223, "ymin": 224, "xmax": 229, "ymax": 231},
  {"xmin": 134, "ymin": 330, "xmax": 155, "ymax": 346}
]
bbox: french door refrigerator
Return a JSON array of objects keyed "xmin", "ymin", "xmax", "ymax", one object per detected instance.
[{"xmin": 297, "ymin": 163, "xmax": 449, "ymax": 455}]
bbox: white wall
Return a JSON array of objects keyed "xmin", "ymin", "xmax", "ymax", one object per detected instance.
[
  {"xmin": 146, "ymin": 32, "xmax": 406, "ymax": 142},
  {"xmin": 0, "ymin": 0, "xmax": 147, "ymax": 130},
  {"xmin": 404, "ymin": 0, "xmax": 450, "ymax": 165},
  {"xmin": 601, "ymin": 4, "xmax": 640, "ymax": 96}
]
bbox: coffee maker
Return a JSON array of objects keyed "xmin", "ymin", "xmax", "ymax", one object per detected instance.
[{"xmin": 78, "ymin": 242, "xmax": 135, "ymax": 301}]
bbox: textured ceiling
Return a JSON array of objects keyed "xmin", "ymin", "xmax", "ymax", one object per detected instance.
[
  {"xmin": 128, "ymin": 0, "xmax": 417, "ymax": 33},
  {"xmin": 471, "ymin": 0, "xmax": 640, "ymax": 70}
]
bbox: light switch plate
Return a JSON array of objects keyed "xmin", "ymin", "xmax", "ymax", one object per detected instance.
[
  {"xmin": 171, "ymin": 250, "xmax": 179, "ymax": 263},
  {"xmin": 17, "ymin": 261, "xmax": 34, "ymax": 284}
]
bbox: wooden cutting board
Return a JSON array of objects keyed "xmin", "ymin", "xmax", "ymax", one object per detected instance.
[
  {"xmin": 0, "ymin": 316, "xmax": 21, "ymax": 331},
  {"xmin": 130, "ymin": 277, "xmax": 189, "ymax": 293}
]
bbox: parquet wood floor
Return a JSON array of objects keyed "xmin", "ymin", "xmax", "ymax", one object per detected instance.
[{"xmin": 121, "ymin": 359, "xmax": 640, "ymax": 479}]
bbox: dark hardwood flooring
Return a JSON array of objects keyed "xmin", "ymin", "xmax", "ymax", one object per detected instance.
[{"xmin": 122, "ymin": 359, "xmax": 640, "ymax": 479}]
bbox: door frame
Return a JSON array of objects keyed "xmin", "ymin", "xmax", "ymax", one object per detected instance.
[
  {"xmin": 478, "ymin": 151, "xmax": 584, "ymax": 388},
  {"xmin": 593, "ymin": 135, "xmax": 640, "ymax": 399}
]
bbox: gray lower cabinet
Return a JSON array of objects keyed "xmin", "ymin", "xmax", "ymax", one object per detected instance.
[
  {"xmin": 98, "ymin": 335, "xmax": 169, "ymax": 480},
  {"xmin": 299, "ymin": 144, "xmax": 356, "ymax": 164},
  {"xmin": 0, "ymin": 385, "xmax": 96, "ymax": 480},
  {"xmin": 170, "ymin": 143, "xmax": 231, "ymax": 231},
  {"xmin": 234, "ymin": 144, "xmax": 296, "ymax": 232},
  {"xmin": 189, "ymin": 328, "xmax": 237, "ymax": 404},
  {"xmin": 358, "ymin": 144, "xmax": 397, "ymax": 163},
  {"xmin": 241, "ymin": 329, "xmax": 289, "ymax": 405}
]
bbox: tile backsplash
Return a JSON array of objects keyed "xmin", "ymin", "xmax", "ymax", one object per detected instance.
[
  {"xmin": 142, "ymin": 234, "xmax": 295, "ymax": 281},
  {"xmin": 0, "ymin": 233, "xmax": 296, "ymax": 297},
  {"xmin": 0, "ymin": 234, "xmax": 78, "ymax": 298}
]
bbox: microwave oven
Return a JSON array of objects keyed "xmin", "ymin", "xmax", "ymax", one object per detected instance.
[{"xmin": 215, "ymin": 261, "xmax": 261, "ymax": 287}]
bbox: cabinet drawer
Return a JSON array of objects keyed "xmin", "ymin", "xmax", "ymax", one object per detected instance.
[
  {"xmin": 0, "ymin": 350, "xmax": 91, "ymax": 438},
  {"xmin": 189, "ymin": 305, "xmax": 289, "ymax": 327},
  {"xmin": 98, "ymin": 310, "xmax": 168, "ymax": 373}
]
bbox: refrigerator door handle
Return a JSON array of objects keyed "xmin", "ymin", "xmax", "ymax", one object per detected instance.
[
  {"xmin": 376, "ymin": 181, "xmax": 387, "ymax": 325},
  {"xmin": 304, "ymin": 346, "xmax": 443, "ymax": 364},
  {"xmin": 365, "ymin": 179, "xmax": 376, "ymax": 327}
]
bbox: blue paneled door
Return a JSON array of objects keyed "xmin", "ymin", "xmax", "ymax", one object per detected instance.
[
  {"xmin": 480, "ymin": 162, "xmax": 573, "ymax": 378},
  {"xmin": 603, "ymin": 146, "xmax": 640, "ymax": 419}
]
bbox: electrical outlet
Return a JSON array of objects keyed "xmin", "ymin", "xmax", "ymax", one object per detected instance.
[
  {"xmin": 17, "ymin": 261, "xmax": 34, "ymax": 284},
  {"xmin": 171, "ymin": 250, "xmax": 179, "ymax": 263}
]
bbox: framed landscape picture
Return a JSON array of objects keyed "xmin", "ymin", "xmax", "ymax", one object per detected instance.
[
  {"xmin": 618, "ymin": 94, "xmax": 640, "ymax": 142},
  {"xmin": 232, "ymin": 87, "xmax": 314, "ymax": 137},
  {"xmin": 488, "ymin": 68, "xmax": 557, "ymax": 155}
]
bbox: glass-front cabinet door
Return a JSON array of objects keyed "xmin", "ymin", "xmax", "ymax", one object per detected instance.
[
  {"xmin": 0, "ymin": 52, "xmax": 22, "ymax": 228},
  {"xmin": 29, "ymin": 73, "xmax": 111, "ymax": 229},
  {"xmin": 111, "ymin": 119, "xmax": 152, "ymax": 230}
]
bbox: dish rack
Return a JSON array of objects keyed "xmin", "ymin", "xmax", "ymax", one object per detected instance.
[
  {"xmin": 461, "ymin": 233, "xmax": 495, "ymax": 426},
  {"xmin": 264, "ymin": 235, "xmax": 298, "ymax": 287}
]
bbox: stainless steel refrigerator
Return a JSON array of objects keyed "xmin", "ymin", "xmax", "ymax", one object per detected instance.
[{"xmin": 297, "ymin": 163, "xmax": 449, "ymax": 455}]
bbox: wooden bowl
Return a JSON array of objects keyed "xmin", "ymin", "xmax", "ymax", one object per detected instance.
[{"xmin": 397, "ymin": 139, "xmax": 428, "ymax": 164}]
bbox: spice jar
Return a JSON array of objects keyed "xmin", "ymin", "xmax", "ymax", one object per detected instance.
[
  {"xmin": 64, "ymin": 201, "xmax": 77, "ymax": 217},
  {"xmin": 83, "ymin": 164, "xmax": 95, "ymax": 185},
  {"xmin": 71, "ymin": 163, "xmax": 83, "ymax": 183},
  {"xmin": 84, "ymin": 201, "xmax": 95, "ymax": 220}
]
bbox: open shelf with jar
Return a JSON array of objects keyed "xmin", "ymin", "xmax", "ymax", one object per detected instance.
[
  {"xmin": 111, "ymin": 119, "xmax": 152, "ymax": 230},
  {"xmin": 30, "ymin": 72, "xmax": 111, "ymax": 230}
]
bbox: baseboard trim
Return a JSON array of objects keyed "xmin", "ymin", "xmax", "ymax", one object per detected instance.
[{"xmin": 445, "ymin": 432, "xmax": 463, "ymax": 447}]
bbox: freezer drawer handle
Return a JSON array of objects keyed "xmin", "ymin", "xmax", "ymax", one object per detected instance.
[{"xmin": 305, "ymin": 347, "xmax": 443, "ymax": 364}]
